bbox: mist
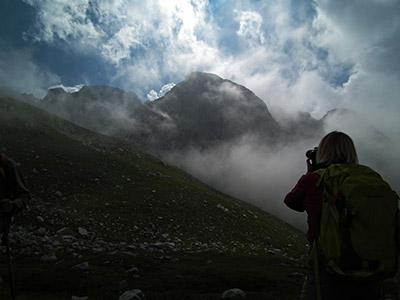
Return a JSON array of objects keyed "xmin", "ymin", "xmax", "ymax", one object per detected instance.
[{"xmin": 162, "ymin": 110, "xmax": 400, "ymax": 232}]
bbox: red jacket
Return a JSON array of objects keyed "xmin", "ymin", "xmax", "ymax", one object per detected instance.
[{"xmin": 284, "ymin": 172, "xmax": 323, "ymax": 242}]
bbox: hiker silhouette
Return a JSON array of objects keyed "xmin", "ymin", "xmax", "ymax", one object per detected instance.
[
  {"xmin": 0, "ymin": 153, "xmax": 30, "ymax": 300},
  {"xmin": 284, "ymin": 131, "xmax": 399, "ymax": 300},
  {"xmin": 0, "ymin": 153, "xmax": 30, "ymax": 234}
]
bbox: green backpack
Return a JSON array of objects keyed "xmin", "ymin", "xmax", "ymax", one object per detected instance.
[{"xmin": 312, "ymin": 163, "xmax": 399, "ymax": 282}]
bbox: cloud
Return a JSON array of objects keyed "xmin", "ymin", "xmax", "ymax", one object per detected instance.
[
  {"xmin": 309, "ymin": 0, "xmax": 400, "ymax": 136},
  {"xmin": 23, "ymin": 0, "xmax": 103, "ymax": 46},
  {"xmin": 313, "ymin": 0, "xmax": 400, "ymax": 71},
  {"xmin": 0, "ymin": 47, "xmax": 60, "ymax": 98},
  {"xmin": 146, "ymin": 83, "xmax": 176, "ymax": 101},
  {"xmin": 160, "ymin": 83, "xmax": 176, "ymax": 96},
  {"xmin": 101, "ymin": 25, "xmax": 148, "ymax": 65},
  {"xmin": 163, "ymin": 107, "xmax": 400, "ymax": 231},
  {"xmin": 234, "ymin": 10, "xmax": 265, "ymax": 47},
  {"xmin": 164, "ymin": 134, "xmax": 317, "ymax": 231},
  {"xmin": 206, "ymin": 0, "xmax": 400, "ymax": 142},
  {"xmin": 20, "ymin": 0, "xmax": 220, "ymax": 98},
  {"xmin": 146, "ymin": 90, "xmax": 159, "ymax": 102}
]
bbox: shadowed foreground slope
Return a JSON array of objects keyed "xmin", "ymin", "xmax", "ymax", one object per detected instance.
[{"xmin": 0, "ymin": 96, "xmax": 308, "ymax": 299}]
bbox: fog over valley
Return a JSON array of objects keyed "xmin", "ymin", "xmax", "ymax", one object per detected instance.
[{"xmin": 3, "ymin": 73, "xmax": 398, "ymax": 232}]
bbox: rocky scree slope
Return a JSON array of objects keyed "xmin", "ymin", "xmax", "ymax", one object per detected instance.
[{"xmin": 0, "ymin": 96, "xmax": 307, "ymax": 299}]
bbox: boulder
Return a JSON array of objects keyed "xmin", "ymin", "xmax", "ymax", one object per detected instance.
[
  {"xmin": 40, "ymin": 254, "xmax": 57, "ymax": 262},
  {"xmin": 57, "ymin": 227, "xmax": 75, "ymax": 237},
  {"xmin": 78, "ymin": 227, "xmax": 89, "ymax": 237},
  {"xmin": 221, "ymin": 288, "xmax": 246, "ymax": 299},
  {"xmin": 73, "ymin": 261, "xmax": 89, "ymax": 271},
  {"xmin": 119, "ymin": 289, "xmax": 146, "ymax": 300}
]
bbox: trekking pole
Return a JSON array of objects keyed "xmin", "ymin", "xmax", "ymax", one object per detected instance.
[{"xmin": 2, "ymin": 217, "xmax": 16, "ymax": 300}]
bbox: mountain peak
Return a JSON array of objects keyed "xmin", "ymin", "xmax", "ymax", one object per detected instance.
[
  {"xmin": 42, "ymin": 73, "xmax": 282, "ymax": 156},
  {"xmin": 184, "ymin": 72, "xmax": 223, "ymax": 82},
  {"xmin": 138, "ymin": 72, "xmax": 280, "ymax": 153},
  {"xmin": 42, "ymin": 84, "xmax": 142, "ymax": 135}
]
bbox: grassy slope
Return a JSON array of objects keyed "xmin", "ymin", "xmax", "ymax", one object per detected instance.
[{"xmin": 0, "ymin": 96, "xmax": 310, "ymax": 299}]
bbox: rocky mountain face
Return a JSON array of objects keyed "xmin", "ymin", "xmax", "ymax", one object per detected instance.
[
  {"xmin": 42, "ymin": 85, "xmax": 142, "ymax": 135},
  {"xmin": 38, "ymin": 73, "xmax": 389, "ymax": 166},
  {"xmin": 40, "ymin": 73, "xmax": 284, "ymax": 157},
  {"xmin": 129, "ymin": 72, "xmax": 281, "ymax": 154}
]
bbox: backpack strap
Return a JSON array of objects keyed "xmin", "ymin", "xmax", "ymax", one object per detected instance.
[{"xmin": 313, "ymin": 167, "xmax": 327, "ymax": 187}]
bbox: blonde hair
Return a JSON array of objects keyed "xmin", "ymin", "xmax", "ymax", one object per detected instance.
[{"xmin": 316, "ymin": 131, "xmax": 358, "ymax": 166}]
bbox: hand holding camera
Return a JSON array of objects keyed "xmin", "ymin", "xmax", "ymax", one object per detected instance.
[{"xmin": 305, "ymin": 147, "xmax": 318, "ymax": 172}]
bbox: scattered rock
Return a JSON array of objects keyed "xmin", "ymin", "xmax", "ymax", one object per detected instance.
[
  {"xmin": 20, "ymin": 247, "xmax": 32, "ymax": 256},
  {"xmin": 221, "ymin": 288, "xmax": 246, "ymax": 299},
  {"xmin": 268, "ymin": 249, "xmax": 283, "ymax": 255},
  {"xmin": 40, "ymin": 254, "xmax": 57, "ymax": 262},
  {"xmin": 119, "ymin": 289, "xmax": 146, "ymax": 300},
  {"xmin": 36, "ymin": 216, "xmax": 44, "ymax": 224},
  {"xmin": 125, "ymin": 266, "xmax": 139, "ymax": 273},
  {"xmin": 217, "ymin": 204, "xmax": 229, "ymax": 213},
  {"xmin": 264, "ymin": 237, "xmax": 282, "ymax": 249},
  {"xmin": 73, "ymin": 261, "xmax": 89, "ymax": 271},
  {"xmin": 57, "ymin": 227, "xmax": 74, "ymax": 237},
  {"xmin": 78, "ymin": 227, "xmax": 89, "ymax": 237}
]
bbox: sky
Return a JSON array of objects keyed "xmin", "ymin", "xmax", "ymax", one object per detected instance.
[{"xmin": 0, "ymin": 0, "xmax": 399, "ymax": 133}]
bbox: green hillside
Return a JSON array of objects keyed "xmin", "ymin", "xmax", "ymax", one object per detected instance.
[{"xmin": 0, "ymin": 96, "xmax": 308, "ymax": 299}]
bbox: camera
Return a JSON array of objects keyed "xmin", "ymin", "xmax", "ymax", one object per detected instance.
[{"xmin": 306, "ymin": 147, "xmax": 318, "ymax": 166}]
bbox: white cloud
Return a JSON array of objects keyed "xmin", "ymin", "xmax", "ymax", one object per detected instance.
[
  {"xmin": 311, "ymin": 0, "xmax": 400, "ymax": 135},
  {"xmin": 234, "ymin": 10, "xmax": 265, "ymax": 47},
  {"xmin": 23, "ymin": 0, "xmax": 103, "ymax": 46},
  {"xmin": 160, "ymin": 83, "xmax": 176, "ymax": 96},
  {"xmin": 146, "ymin": 90, "xmax": 158, "ymax": 102},
  {"xmin": 101, "ymin": 25, "xmax": 148, "ymax": 65},
  {"xmin": 164, "ymin": 135, "xmax": 316, "ymax": 230},
  {"xmin": 206, "ymin": 0, "xmax": 400, "ymax": 140},
  {"xmin": 22, "ymin": 0, "xmax": 220, "ymax": 93},
  {"xmin": 147, "ymin": 83, "xmax": 176, "ymax": 101}
]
